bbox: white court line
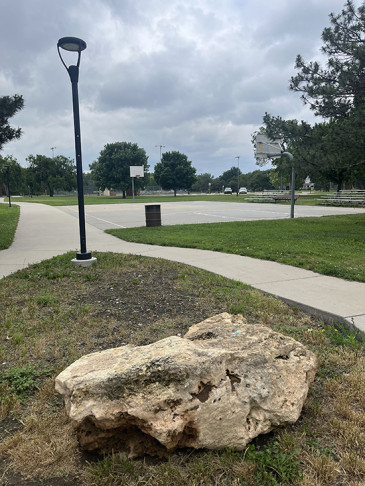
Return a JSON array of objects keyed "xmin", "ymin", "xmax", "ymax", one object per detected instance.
[
  {"xmin": 238, "ymin": 209, "xmax": 288, "ymax": 215},
  {"xmin": 194, "ymin": 212, "xmax": 242, "ymax": 219},
  {"xmin": 66, "ymin": 208, "xmax": 127, "ymax": 228},
  {"xmin": 86, "ymin": 214, "xmax": 127, "ymax": 228},
  {"xmin": 194, "ymin": 211, "xmax": 287, "ymax": 219}
]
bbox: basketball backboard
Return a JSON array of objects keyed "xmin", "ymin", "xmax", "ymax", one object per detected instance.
[
  {"xmin": 255, "ymin": 134, "xmax": 282, "ymax": 157},
  {"xmin": 130, "ymin": 165, "xmax": 144, "ymax": 177}
]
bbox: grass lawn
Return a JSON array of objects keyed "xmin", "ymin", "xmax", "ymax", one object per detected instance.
[
  {"xmin": 0, "ymin": 203, "xmax": 20, "ymax": 250},
  {"xmin": 107, "ymin": 213, "xmax": 365, "ymax": 282},
  {"xmin": 0, "ymin": 252, "xmax": 364, "ymax": 485},
  {"xmin": 13, "ymin": 192, "xmax": 321, "ymax": 206}
]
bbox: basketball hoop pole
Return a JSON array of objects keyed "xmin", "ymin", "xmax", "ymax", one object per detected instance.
[
  {"xmin": 255, "ymin": 135, "xmax": 296, "ymax": 219},
  {"xmin": 130, "ymin": 166, "xmax": 143, "ymax": 203},
  {"xmin": 282, "ymin": 152, "xmax": 295, "ymax": 218}
]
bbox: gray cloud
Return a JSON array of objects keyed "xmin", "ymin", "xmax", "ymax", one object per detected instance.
[{"xmin": 0, "ymin": 0, "xmax": 355, "ymax": 175}]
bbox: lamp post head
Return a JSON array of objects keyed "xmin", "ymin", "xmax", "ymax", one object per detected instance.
[
  {"xmin": 57, "ymin": 37, "xmax": 87, "ymax": 52},
  {"xmin": 57, "ymin": 37, "xmax": 86, "ymax": 76}
]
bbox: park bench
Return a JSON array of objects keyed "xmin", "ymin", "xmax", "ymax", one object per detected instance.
[
  {"xmin": 272, "ymin": 194, "xmax": 300, "ymax": 203},
  {"xmin": 316, "ymin": 190, "xmax": 365, "ymax": 207},
  {"xmin": 246, "ymin": 193, "xmax": 300, "ymax": 204}
]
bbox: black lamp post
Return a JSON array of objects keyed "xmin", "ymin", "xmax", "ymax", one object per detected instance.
[
  {"xmin": 3, "ymin": 165, "xmax": 11, "ymax": 208},
  {"xmin": 57, "ymin": 37, "xmax": 94, "ymax": 264}
]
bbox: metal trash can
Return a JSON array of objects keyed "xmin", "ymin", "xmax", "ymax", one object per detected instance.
[{"xmin": 145, "ymin": 204, "xmax": 161, "ymax": 227}]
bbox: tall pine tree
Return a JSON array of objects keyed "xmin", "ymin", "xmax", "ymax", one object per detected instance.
[
  {"xmin": 290, "ymin": 0, "xmax": 365, "ymax": 119},
  {"xmin": 0, "ymin": 95, "xmax": 24, "ymax": 150}
]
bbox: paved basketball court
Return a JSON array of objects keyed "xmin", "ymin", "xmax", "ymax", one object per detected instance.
[{"xmin": 58, "ymin": 200, "xmax": 365, "ymax": 230}]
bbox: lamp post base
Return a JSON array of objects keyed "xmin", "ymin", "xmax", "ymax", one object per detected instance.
[
  {"xmin": 71, "ymin": 255, "xmax": 97, "ymax": 267},
  {"xmin": 76, "ymin": 251, "xmax": 92, "ymax": 260}
]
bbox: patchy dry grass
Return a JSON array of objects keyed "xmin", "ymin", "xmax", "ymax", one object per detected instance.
[{"xmin": 0, "ymin": 252, "xmax": 364, "ymax": 485}]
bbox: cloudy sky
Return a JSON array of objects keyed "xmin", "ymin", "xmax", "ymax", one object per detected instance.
[{"xmin": 0, "ymin": 0, "xmax": 357, "ymax": 177}]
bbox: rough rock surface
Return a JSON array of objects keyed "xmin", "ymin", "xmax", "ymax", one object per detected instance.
[{"xmin": 55, "ymin": 313, "xmax": 317, "ymax": 457}]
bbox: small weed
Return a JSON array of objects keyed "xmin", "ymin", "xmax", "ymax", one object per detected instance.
[
  {"xmin": 325, "ymin": 323, "xmax": 363, "ymax": 349},
  {"xmin": 85, "ymin": 453, "xmax": 141, "ymax": 485},
  {"xmin": 46, "ymin": 272, "xmax": 64, "ymax": 279},
  {"xmin": 243, "ymin": 441, "xmax": 303, "ymax": 485},
  {"xmin": 36, "ymin": 294, "xmax": 59, "ymax": 307},
  {"xmin": 12, "ymin": 332, "xmax": 24, "ymax": 345},
  {"xmin": 307, "ymin": 437, "xmax": 339, "ymax": 461},
  {"xmin": 0, "ymin": 365, "xmax": 53, "ymax": 400}
]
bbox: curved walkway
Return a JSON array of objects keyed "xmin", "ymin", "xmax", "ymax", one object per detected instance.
[{"xmin": 1, "ymin": 201, "xmax": 364, "ymax": 334}]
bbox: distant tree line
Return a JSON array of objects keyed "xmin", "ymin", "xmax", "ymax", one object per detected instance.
[
  {"xmin": 90, "ymin": 143, "xmax": 197, "ymax": 197},
  {"xmin": 190, "ymin": 167, "xmax": 303, "ymax": 194},
  {"xmin": 0, "ymin": 94, "xmax": 77, "ymax": 197},
  {"xmin": 0, "ymin": 154, "xmax": 77, "ymax": 197}
]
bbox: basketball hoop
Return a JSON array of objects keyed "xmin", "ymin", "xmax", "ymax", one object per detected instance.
[
  {"xmin": 130, "ymin": 166, "xmax": 145, "ymax": 178},
  {"xmin": 255, "ymin": 133, "xmax": 282, "ymax": 166},
  {"xmin": 130, "ymin": 168, "xmax": 143, "ymax": 203}
]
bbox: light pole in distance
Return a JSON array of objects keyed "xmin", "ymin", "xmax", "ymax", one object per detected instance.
[
  {"xmin": 155, "ymin": 145, "xmax": 165, "ymax": 163},
  {"xmin": 57, "ymin": 37, "xmax": 96, "ymax": 266},
  {"xmin": 235, "ymin": 156, "xmax": 240, "ymax": 196},
  {"xmin": 3, "ymin": 165, "xmax": 11, "ymax": 208}
]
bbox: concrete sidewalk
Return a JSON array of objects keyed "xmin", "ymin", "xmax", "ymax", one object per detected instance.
[{"xmin": 1, "ymin": 201, "xmax": 364, "ymax": 333}]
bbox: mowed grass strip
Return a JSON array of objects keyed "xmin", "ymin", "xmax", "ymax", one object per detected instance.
[
  {"xmin": 0, "ymin": 203, "xmax": 20, "ymax": 250},
  {"xmin": 107, "ymin": 213, "xmax": 365, "ymax": 282},
  {"xmin": 12, "ymin": 194, "xmax": 250, "ymax": 206},
  {"xmin": 13, "ymin": 192, "xmax": 321, "ymax": 206},
  {"xmin": 0, "ymin": 252, "xmax": 364, "ymax": 485}
]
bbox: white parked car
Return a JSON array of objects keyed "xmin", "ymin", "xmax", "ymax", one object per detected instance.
[{"xmin": 239, "ymin": 187, "xmax": 248, "ymax": 194}]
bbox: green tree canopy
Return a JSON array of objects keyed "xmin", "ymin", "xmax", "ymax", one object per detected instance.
[
  {"xmin": 258, "ymin": 112, "xmax": 365, "ymax": 191},
  {"xmin": 304, "ymin": 114, "xmax": 365, "ymax": 190},
  {"xmin": 154, "ymin": 151, "xmax": 197, "ymax": 196},
  {"xmin": 219, "ymin": 167, "xmax": 243, "ymax": 193},
  {"xmin": 0, "ymin": 95, "xmax": 24, "ymax": 150},
  {"xmin": 26, "ymin": 154, "xmax": 77, "ymax": 197},
  {"xmin": 191, "ymin": 173, "xmax": 215, "ymax": 192},
  {"xmin": 244, "ymin": 169, "xmax": 275, "ymax": 192},
  {"xmin": 260, "ymin": 113, "xmax": 312, "ymax": 181},
  {"xmin": 0, "ymin": 155, "xmax": 25, "ymax": 195},
  {"xmin": 90, "ymin": 142, "xmax": 149, "ymax": 198},
  {"xmin": 290, "ymin": 0, "xmax": 365, "ymax": 119},
  {"xmin": 210, "ymin": 176, "xmax": 224, "ymax": 192},
  {"xmin": 82, "ymin": 172, "xmax": 98, "ymax": 195}
]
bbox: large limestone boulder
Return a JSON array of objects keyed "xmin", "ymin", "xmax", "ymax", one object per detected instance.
[{"xmin": 55, "ymin": 313, "xmax": 317, "ymax": 457}]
